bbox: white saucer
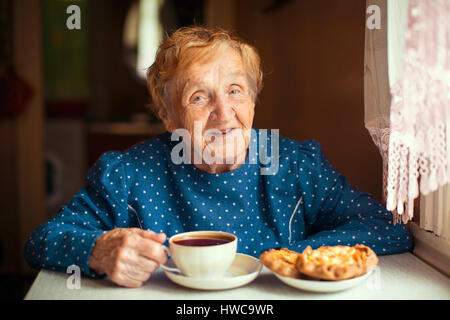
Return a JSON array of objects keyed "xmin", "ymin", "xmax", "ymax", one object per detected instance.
[
  {"xmin": 272, "ymin": 270, "xmax": 374, "ymax": 293},
  {"xmin": 162, "ymin": 253, "xmax": 262, "ymax": 290}
]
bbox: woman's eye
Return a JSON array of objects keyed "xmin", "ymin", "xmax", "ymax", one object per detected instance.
[
  {"xmin": 191, "ymin": 95, "xmax": 204, "ymax": 103},
  {"xmin": 229, "ymin": 88, "xmax": 240, "ymax": 95}
]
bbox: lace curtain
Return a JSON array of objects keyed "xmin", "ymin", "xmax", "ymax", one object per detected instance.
[
  {"xmin": 365, "ymin": 0, "xmax": 450, "ymax": 223},
  {"xmin": 364, "ymin": 0, "xmax": 393, "ymax": 209}
]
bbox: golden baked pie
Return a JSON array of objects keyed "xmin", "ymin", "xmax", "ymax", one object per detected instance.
[
  {"xmin": 259, "ymin": 248, "xmax": 301, "ymax": 278},
  {"xmin": 295, "ymin": 244, "xmax": 378, "ymax": 281}
]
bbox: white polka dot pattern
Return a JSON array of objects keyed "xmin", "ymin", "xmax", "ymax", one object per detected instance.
[{"xmin": 24, "ymin": 129, "xmax": 413, "ymax": 277}]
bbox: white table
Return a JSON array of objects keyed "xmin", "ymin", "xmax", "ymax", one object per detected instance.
[{"xmin": 24, "ymin": 253, "xmax": 450, "ymax": 300}]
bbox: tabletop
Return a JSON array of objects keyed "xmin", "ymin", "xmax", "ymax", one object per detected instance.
[{"xmin": 24, "ymin": 253, "xmax": 450, "ymax": 300}]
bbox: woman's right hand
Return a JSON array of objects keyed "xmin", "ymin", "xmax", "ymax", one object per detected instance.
[{"xmin": 88, "ymin": 228, "xmax": 167, "ymax": 288}]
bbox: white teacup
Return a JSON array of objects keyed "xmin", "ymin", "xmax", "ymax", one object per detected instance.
[{"xmin": 161, "ymin": 231, "xmax": 237, "ymax": 279}]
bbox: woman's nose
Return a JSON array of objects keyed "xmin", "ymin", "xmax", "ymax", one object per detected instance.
[{"xmin": 210, "ymin": 97, "xmax": 235, "ymax": 122}]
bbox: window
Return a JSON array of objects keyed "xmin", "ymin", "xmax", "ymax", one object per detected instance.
[
  {"xmin": 123, "ymin": 0, "xmax": 164, "ymax": 81},
  {"xmin": 123, "ymin": 0, "xmax": 205, "ymax": 81},
  {"xmin": 364, "ymin": 0, "xmax": 449, "ymax": 276}
]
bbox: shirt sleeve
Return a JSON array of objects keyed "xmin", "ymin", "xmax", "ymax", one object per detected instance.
[
  {"xmin": 24, "ymin": 151, "xmax": 135, "ymax": 278},
  {"xmin": 289, "ymin": 140, "xmax": 413, "ymax": 255}
]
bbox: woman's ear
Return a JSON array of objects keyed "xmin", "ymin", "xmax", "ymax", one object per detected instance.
[
  {"xmin": 159, "ymin": 109, "xmax": 180, "ymax": 132},
  {"xmin": 159, "ymin": 83, "xmax": 183, "ymax": 132},
  {"xmin": 160, "ymin": 113, "xmax": 176, "ymax": 132},
  {"xmin": 154, "ymin": 103, "xmax": 173, "ymax": 132},
  {"xmin": 163, "ymin": 119, "xmax": 177, "ymax": 132}
]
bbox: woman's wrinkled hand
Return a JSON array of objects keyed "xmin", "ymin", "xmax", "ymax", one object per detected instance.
[{"xmin": 88, "ymin": 228, "xmax": 167, "ymax": 288}]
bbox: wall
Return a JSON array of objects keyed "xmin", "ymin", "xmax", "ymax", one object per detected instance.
[
  {"xmin": 88, "ymin": 0, "xmax": 151, "ymax": 122},
  {"xmin": 234, "ymin": 0, "xmax": 383, "ymax": 200},
  {"xmin": 0, "ymin": 0, "xmax": 46, "ymax": 275}
]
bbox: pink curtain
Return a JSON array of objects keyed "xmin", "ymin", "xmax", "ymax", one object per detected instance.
[{"xmin": 386, "ymin": 0, "xmax": 450, "ymax": 223}]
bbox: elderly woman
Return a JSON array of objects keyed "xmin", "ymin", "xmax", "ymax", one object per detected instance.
[{"xmin": 25, "ymin": 26, "xmax": 412, "ymax": 288}]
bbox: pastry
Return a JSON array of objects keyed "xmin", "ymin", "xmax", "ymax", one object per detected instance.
[
  {"xmin": 295, "ymin": 244, "xmax": 378, "ymax": 281},
  {"xmin": 260, "ymin": 248, "xmax": 301, "ymax": 278}
]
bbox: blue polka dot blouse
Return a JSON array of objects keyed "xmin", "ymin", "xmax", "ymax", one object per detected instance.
[{"xmin": 24, "ymin": 129, "xmax": 413, "ymax": 277}]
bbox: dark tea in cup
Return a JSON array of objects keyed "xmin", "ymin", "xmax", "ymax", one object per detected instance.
[{"xmin": 173, "ymin": 236, "xmax": 232, "ymax": 247}]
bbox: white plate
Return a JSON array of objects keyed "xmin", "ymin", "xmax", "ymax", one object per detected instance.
[
  {"xmin": 273, "ymin": 270, "xmax": 373, "ymax": 293},
  {"xmin": 162, "ymin": 253, "xmax": 262, "ymax": 290}
]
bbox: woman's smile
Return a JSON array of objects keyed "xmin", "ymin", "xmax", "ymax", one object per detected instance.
[{"xmin": 206, "ymin": 127, "xmax": 238, "ymax": 138}]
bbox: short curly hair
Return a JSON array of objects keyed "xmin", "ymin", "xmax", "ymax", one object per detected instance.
[{"xmin": 146, "ymin": 26, "xmax": 263, "ymax": 124}]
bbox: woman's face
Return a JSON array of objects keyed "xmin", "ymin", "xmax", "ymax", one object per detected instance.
[{"xmin": 168, "ymin": 47, "xmax": 255, "ymax": 173}]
